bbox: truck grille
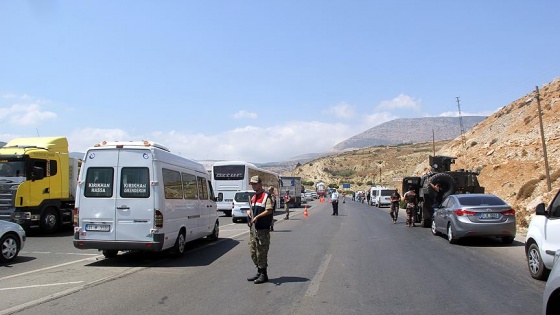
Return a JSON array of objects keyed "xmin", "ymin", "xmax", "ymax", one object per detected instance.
[{"xmin": 0, "ymin": 184, "xmax": 16, "ymax": 211}]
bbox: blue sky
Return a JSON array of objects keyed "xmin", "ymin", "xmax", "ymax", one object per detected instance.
[{"xmin": 1, "ymin": 1, "xmax": 559, "ymax": 163}]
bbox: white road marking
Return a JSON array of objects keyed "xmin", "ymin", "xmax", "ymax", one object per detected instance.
[
  {"xmin": 305, "ymin": 253, "xmax": 332, "ymax": 297},
  {"xmin": 0, "ymin": 281, "xmax": 85, "ymax": 291},
  {"xmin": 0, "ymin": 256, "xmax": 101, "ymax": 281}
]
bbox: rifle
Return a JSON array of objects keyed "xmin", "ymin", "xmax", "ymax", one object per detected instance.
[{"xmin": 249, "ymin": 196, "xmax": 259, "ymax": 244}]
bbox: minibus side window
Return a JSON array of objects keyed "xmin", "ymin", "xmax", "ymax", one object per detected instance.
[
  {"xmin": 182, "ymin": 173, "xmax": 197, "ymax": 200},
  {"xmin": 120, "ymin": 167, "xmax": 150, "ymax": 198},
  {"xmin": 162, "ymin": 168, "xmax": 182, "ymax": 199},
  {"xmin": 84, "ymin": 167, "xmax": 114, "ymax": 197},
  {"xmin": 197, "ymin": 176, "xmax": 208, "ymax": 200}
]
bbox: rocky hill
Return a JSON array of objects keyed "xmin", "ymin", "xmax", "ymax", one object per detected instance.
[
  {"xmin": 290, "ymin": 77, "xmax": 560, "ymax": 231},
  {"xmin": 333, "ymin": 116, "xmax": 485, "ymax": 151}
]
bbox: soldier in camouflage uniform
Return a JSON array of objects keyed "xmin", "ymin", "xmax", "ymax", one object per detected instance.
[
  {"xmin": 403, "ymin": 188, "xmax": 418, "ymax": 227},
  {"xmin": 246, "ymin": 175, "xmax": 274, "ymax": 284}
]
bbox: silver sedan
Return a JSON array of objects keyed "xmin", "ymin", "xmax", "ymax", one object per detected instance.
[
  {"xmin": 1, "ymin": 220, "xmax": 26, "ymax": 263},
  {"xmin": 431, "ymin": 193, "xmax": 516, "ymax": 244}
]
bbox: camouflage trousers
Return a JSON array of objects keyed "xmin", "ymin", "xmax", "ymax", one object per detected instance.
[
  {"xmin": 249, "ymin": 227, "xmax": 271, "ymax": 269},
  {"xmin": 390, "ymin": 202, "xmax": 400, "ymax": 220},
  {"xmin": 406, "ymin": 207, "xmax": 417, "ymax": 226}
]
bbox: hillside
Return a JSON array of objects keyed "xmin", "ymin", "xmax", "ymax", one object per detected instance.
[
  {"xmin": 290, "ymin": 77, "xmax": 560, "ymax": 231},
  {"xmin": 333, "ymin": 116, "xmax": 485, "ymax": 151}
]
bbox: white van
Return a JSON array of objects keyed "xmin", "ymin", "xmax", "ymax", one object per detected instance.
[
  {"xmin": 73, "ymin": 140, "xmax": 219, "ymax": 258},
  {"xmin": 370, "ymin": 186, "xmax": 394, "ymax": 207}
]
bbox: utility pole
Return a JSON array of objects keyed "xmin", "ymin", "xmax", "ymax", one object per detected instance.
[
  {"xmin": 456, "ymin": 97, "xmax": 466, "ymax": 149},
  {"xmin": 536, "ymin": 86, "xmax": 552, "ymax": 192}
]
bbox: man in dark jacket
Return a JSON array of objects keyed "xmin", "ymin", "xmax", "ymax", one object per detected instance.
[{"xmin": 246, "ymin": 175, "xmax": 274, "ymax": 284}]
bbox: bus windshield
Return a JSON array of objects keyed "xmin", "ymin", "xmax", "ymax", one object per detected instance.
[{"xmin": 213, "ymin": 165, "xmax": 245, "ymax": 180}]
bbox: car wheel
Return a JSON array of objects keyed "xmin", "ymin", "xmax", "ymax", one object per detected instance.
[
  {"xmin": 207, "ymin": 220, "xmax": 219, "ymax": 241},
  {"xmin": 447, "ymin": 224, "xmax": 457, "ymax": 244},
  {"xmin": 102, "ymin": 250, "xmax": 118, "ymax": 258},
  {"xmin": 501, "ymin": 236, "xmax": 514, "ymax": 245},
  {"xmin": 171, "ymin": 230, "xmax": 186, "ymax": 257},
  {"xmin": 0, "ymin": 233, "xmax": 20, "ymax": 263},
  {"xmin": 40, "ymin": 208, "xmax": 60, "ymax": 234},
  {"xmin": 527, "ymin": 242, "xmax": 550, "ymax": 280},
  {"xmin": 431, "ymin": 220, "xmax": 440, "ymax": 236}
]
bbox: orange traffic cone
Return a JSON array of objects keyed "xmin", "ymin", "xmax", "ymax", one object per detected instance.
[{"xmin": 303, "ymin": 206, "xmax": 309, "ymax": 217}]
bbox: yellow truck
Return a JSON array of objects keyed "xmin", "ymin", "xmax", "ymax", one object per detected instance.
[{"xmin": 0, "ymin": 137, "xmax": 79, "ymax": 233}]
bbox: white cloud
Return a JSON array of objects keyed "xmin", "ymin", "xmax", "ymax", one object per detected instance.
[
  {"xmin": 233, "ymin": 110, "xmax": 257, "ymax": 119},
  {"xmin": 67, "ymin": 121, "xmax": 355, "ymax": 163},
  {"xmin": 0, "ymin": 95, "xmax": 57, "ymax": 126},
  {"xmin": 322, "ymin": 102, "xmax": 355, "ymax": 118},
  {"xmin": 376, "ymin": 94, "xmax": 421, "ymax": 111},
  {"xmin": 438, "ymin": 109, "xmax": 497, "ymax": 117}
]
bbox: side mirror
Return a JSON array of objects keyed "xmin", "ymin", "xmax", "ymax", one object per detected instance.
[
  {"xmin": 31, "ymin": 166, "xmax": 45, "ymax": 181},
  {"xmin": 535, "ymin": 203, "xmax": 547, "ymax": 216}
]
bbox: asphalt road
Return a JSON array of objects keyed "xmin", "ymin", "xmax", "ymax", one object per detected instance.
[{"xmin": 0, "ymin": 199, "xmax": 546, "ymax": 315}]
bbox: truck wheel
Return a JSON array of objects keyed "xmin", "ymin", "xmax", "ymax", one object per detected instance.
[
  {"xmin": 527, "ymin": 242, "xmax": 549, "ymax": 280},
  {"xmin": 102, "ymin": 250, "xmax": 118, "ymax": 258},
  {"xmin": 416, "ymin": 205, "xmax": 423, "ymax": 224},
  {"xmin": 40, "ymin": 208, "xmax": 60, "ymax": 234}
]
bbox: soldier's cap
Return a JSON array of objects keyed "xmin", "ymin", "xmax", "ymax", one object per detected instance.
[{"xmin": 249, "ymin": 175, "xmax": 261, "ymax": 184}]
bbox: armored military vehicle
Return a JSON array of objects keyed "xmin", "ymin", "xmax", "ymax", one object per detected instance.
[{"xmin": 402, "ymin": 155, "xmax": 485, "ymax": 227}]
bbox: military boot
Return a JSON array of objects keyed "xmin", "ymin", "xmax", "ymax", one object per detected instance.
[
  {"xmin": 247, "ymin": 268, "xmax": 261, "ymax": 281},
  {"xmin": 254, "ymin": 268, "xmax": 268, "ymax": 284}
]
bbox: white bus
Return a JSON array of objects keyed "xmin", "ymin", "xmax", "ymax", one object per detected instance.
[{"xmin": 212, "ymin": 161, "xmax": 280, "ymax": 216}]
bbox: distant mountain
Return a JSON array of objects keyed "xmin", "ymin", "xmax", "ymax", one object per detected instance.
[{"xmin": 332, "ymin": 116, "xmax": 486, "ymax": 151}]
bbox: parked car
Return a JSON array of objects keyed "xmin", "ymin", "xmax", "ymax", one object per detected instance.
[
  {"xmin": 543, "ymin": 249, "xmax": 560, "ymax": 315},
  {"xmin": 232, "ymin": 190, "xmax": 255, "ymax": 223},
  {"xmin": 1, "ymin": 220, "xmax": 26, "ymax": 263},
  {"xmin": 525, "ymin": 189, "xmax": 560, "ymax": 280},
  {"xmin": 431, "ymin": 193, "xmax": 516, "ymax": 244}
]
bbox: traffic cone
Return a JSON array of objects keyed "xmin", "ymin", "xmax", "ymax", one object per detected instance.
[{"xmin": 303, "ymin": 206, "xmax": 309, "ymax": 217}]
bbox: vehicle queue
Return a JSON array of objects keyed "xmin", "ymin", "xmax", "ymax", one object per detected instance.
[{"xmin": 1, "ymin": 153, "xmax": 560, "ymax": 315}]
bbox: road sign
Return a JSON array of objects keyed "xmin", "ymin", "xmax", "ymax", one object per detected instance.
[{"xmin": 342, "ymin": 183, "xmax": 350, "ymax": 188}]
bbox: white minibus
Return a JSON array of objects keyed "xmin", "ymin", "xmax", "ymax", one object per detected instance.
[{"xmin": 73, "ymin": 140, "xmax": 219, "ymax": 258}]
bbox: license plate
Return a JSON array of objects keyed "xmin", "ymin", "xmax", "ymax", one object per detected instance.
[
  {"xmin": 85, "ymin": 224, "xmax": 110, "ymax": 232},
  {"xmin": 479, "ymin": 213, "xmax": 499, "ymax": 219}
]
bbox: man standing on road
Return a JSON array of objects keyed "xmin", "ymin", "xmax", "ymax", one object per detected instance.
[
  {"xmin": 390, "ymin": 189, "xmax": 401, "ymax": 224},
  {"xmin": 331, "ymin": 189, "xmax": 339, "ymax": 215},
  {"xmin": 283, "ymin": 190, "xmax": 291, "ymax": 220},
  {"xmin": 246, "ymin": 175, "xmax": 274, "ymax": 284},
  {"xmin": 403, "ymin": 187, "xmax": 418, "ymax": 227}
]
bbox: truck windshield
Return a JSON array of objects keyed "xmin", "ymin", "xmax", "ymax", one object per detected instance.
[{"xmin": 0, "ymin": 160, "xmax": 26, "ymax": 177}]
